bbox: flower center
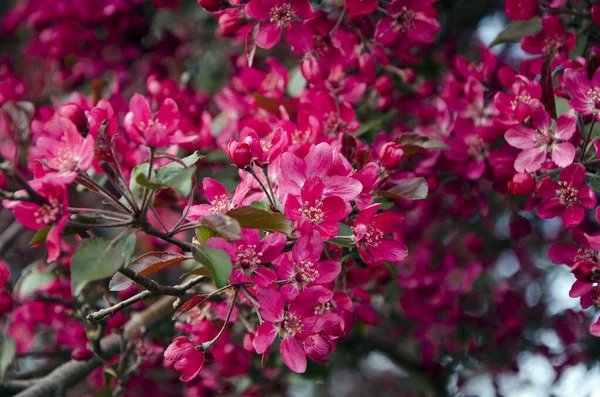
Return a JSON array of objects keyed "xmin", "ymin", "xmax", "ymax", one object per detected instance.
[
  {"xmin": 34, "ymin": 198, "xmax": 60, "ymax": 225},
  {"xmin": 323, "ymin": 112, "xmax": 339, "ymax": 132},
  {"xmin": 283, "ymin": 311, "xmax": 303, "ymax": 337},
  {"xmin": 236, "ymin": 244, "xmax": 262, "ymax": 268},
  {"xmin": 511, "ymin": 94, "xmax": 532, "ymax": 110},
  {"xmin": 209, "ymin": 194, "xmax": 229, "ymax": 214},
  {"xmin": 296, "ymin": 260, "xmax": 319, "ymax": 284},
  {"xmin": 556, "ymin": 181, "xmax": 578, "ymax": 206},
  {"xmin": 535, "ymin": 129, "xmax": 553, "ymax": 147},
  {"xmin": 467, "ymin": 62, "xmax": 484, "ymax": 74},
  {"xmin": 364, "ymin": 224, "xmax": 384, "ymax": 247},
  {"xmin": 314, "ymin": 302, "xmax": 332, "ymax": 315},
  {"xmin": 55, "ymin": 146, "xmax": 77, "ymax": 171},
  {"xmin": 466, "ymin": 135, "xmax": 485, "ymax": 157},
  {"xmin": 575, "ymin": 248, "xmax": 594, "ymax": 262},
  {"xmin": 396, "ymin": 7, "xmax": 416, "ymax": 32},
  {"xmin": 139, "ymin": 119, "xmax": 165, "ymax": 130},
  {"xmin": 292, "ymin": 129, "xmax": 310, "ymax": 145},
  {"xmin": 588, "ymin": 87, "xmax": 600, "ymax": 109},
  {"xmin": 300, "ymin": 200, "xmax": 324, "ymax": 223},
  {"xmin": 270, "ymin": 4, "xmax": 292, "ymax": 27},
  {"xmin": 543, "ymin": 37, "xmax": 561, "ymax": 53}
]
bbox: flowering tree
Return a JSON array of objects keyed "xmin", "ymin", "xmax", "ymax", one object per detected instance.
[{"xmin": 0, "ymin": 0, "xmax": 600, "ymax": 395}]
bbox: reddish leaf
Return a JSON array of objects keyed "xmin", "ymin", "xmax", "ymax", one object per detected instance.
[
  {"xmin": 109, "ymin": 252, "xmax": 189, "ymax": 291},
  {"xmin": 1, "ymin": 101, "xmax": 34, "ymax": 145},
  {"xmin": 394, "ymin": 133, "xmax": 450, "ymax": 156},
  {"xmin": 253, "ymin": 93, "xmax": 297, "ymax": 118},
  {"xmin": 172, "ymin": 294, "xmax": 205, "ymax": 320},
  {"xmin": 246, "ymin": 22, "xmax": 260, "ymax": 68},
  {"xmin": 377, "ymin": 177, "xmax": 429, "ymax": 200}
]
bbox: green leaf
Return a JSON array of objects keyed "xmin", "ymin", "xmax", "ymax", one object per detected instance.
[
  {"xmin": 29, "ymin": 226, "xmax": 50, "ymax": 245},
  {"xmin": 590, "ymin": 176, "xmax": 600, "ymax": 193},
  {"xmin": 227, "ymin": 206, "xmax": 292, "ymax": 235},
  {"xmin": 197, "ymin": 214, "xmax": 242, "ymax": 240},
  {"xmin": 377, "ymin": 177, "xmax": 429, "ymax": 200},
  {"xmin": 129, "ymin": 163, "xmax": 150, "ymax": 200},
  {"xmin": 135, "ymin": 172, "xmax": 165, "ymax": 190},
  {"xmin": 116, "ymin": 233, "xmax": 137, "ymax": 266},
  {"xmin": 0, "ymin": 334, "xmax": 15, "ymax": 379},
  {"xmin": 250, "ymin": 200, "xmax": 271, "ymax": 211},
  {"xmin": 71, "ymin": 238, "xmax": 125, "ymax": 295},
  {"xmin": 489, "ymin": 17, "xmax": 542, "ymax": 48},
  {"xmin": 329, "ymin": 222, "xmax": 355, "ymax": 247},
  {"xmin": 193, "ymin": 246, "xmax": 233, "ymax": 288},
  {"xmin": 287, "ymin": 67, "xmax": 307, "ymax": 97},
  {"xmin": 353, "ymin": 112, "xmax": 396, "ymax": 138},
  {"xmin": 155, "ymin": 166, "xmax": 196, "ymax": 196},
  {"xmin": 19, "ymin": 270, "xmax": 57, "ymax": 297},
  {"xmin": 195, "ymin": 226, "xmax": 218, "ymax": 245}
]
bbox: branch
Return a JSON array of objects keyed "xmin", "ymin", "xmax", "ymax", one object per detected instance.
[
  {"xmin": 11, "ymin": 296, "xmax": 176, "ymax": 397},
  {"xmin": 86, "ymin": 271, "xmax": 207, "ymax": 323}
]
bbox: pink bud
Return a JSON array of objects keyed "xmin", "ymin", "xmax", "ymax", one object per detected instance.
[
  {"xmin": 301, "ymin": 55, "xmax": 329, "ymax": 85},
  {"xmin": 378, "ymin": 142, "xmax": 404, "ymax": 170},
  {"xmin": 72, "ymin": 347, "xmax": 94, "ymax": 361},
  {"xmin": 59, "ymin": 104, "xmax": 89, "ymax": 135},
  {"xmin": 508, "ymin": 172, "xmax": 535, "ymax": 196},
  {"xmin": 225, "ymin": 140, "xmax": 252, "ymax": 168},
  {"xmin": 374, "ymin": 76, "xmax": 394, "ymax": 96},
  {"xmin": 198, "ymin": 0, "xmax": 222, "ymax": 12}
]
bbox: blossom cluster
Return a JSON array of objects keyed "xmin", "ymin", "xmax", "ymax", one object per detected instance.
[{"xmin": 0, "ymin": 0, "xmax": 599, "ymax": 395}]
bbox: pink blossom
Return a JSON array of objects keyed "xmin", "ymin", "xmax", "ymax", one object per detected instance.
[
  {"xmin": 353, "ymin": 203, "xmax": 408, "ymax": 266},
  {"xmin": 124, "ymin": 94, "xmax": 180, "ymax": 148},
  {"xmin": 164, "ymin": 336, "xmax": 205, "ymax": 381},
  {"xmin": 536, "ymin": 163, "xmax": 596, "ymax": 228},
  {"xmin": 562, "ymin": 67, "xmax": 600, "ymax": 120},
  {"xmin": 207, "ymin": 228, "xmax": 287, "ymax": 287},
  {"xmin": 186, "ymin": 177, "xmax": 252, "ymax": 221},
  {"xmin": 275, "ymin": 230, "xmax": 341, "ymax": 300},
  {"xmin": 36, "ymin": 118, "xmax": 94, "ymax": 173},
  {"xmin": 375, "ymin": 0, "xmax": 440, "ymax": 45},
  {"xmin": 504, "ymin": 102, "xmax": 576, "ymax": 172},
  {"xmin": 245, "ymin": 0, "xmax": 314, "ymax": 52}
]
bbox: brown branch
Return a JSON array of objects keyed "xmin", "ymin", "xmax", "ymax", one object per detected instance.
[{"xmin": 11, "ymin": 296, "xmax": 176, "ymax": 397}]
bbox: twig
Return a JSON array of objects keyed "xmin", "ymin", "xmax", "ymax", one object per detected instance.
[{"xmin": 200, "ymin": 288, "xmax": 238, "ymax": 351}]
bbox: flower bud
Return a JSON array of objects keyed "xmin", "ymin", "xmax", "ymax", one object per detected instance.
[
  {"xmin": 378, "ymin": 142, "xmax": 404, "ymax": 170},
  {"xmin": 59, "ymin": 104, "xmax": 89, "ymax": 136},
  {"xmin": 508, "ymin": 172, "xmax": 535, "ymax": 196},
  {"xmin": 374, "ymin": 76, "xmax": 394, "ymax": 96},
  {"xmin": 301, "ymin": 55, "xmax": 329, "ymax": 85},
  {"xmin": 198, "ymin": 0, "xmax": 222, "ymax": 12},
  {"xmin": 72, "ymin": 347, "xmax": 94, "ymax": 361},
  {"xmin": 225, "ymin": 140, "xmax": 252, "ymax": 168}
]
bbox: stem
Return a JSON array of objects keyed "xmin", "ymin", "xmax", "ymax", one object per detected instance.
[
  {"xmin": 144, "ymin": 225, "xmax": 194, "ymax": 252},
  {"xmin": 580, "ymin": 118, "xmax": 597, "ymax": 161},
  {"xmin": 139, "ymin": 147, "xmax": 156, "ymax": 218},
  {"xmin": 261, "ymin": 166, "xmax": 278, "ymax": 211},
  {"xmin": 67, "ymin": 221, "xmax": 133, "ymax": 229},
  {"xmin": 76, "ymin": 173, "xmax": 131, "ymax": 214},
  {"xmin": 246, "ymin": 166, "xmax": 277, "ymax": 211},
  {"xmin": 168, "ymin": 179, "xmax": 197, "ymax": 236},
  {"xmin": 201, "ymin": 288, "xmax": 238, "ymax": 351}
]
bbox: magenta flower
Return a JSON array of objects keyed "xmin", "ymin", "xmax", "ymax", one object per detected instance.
[
  {"xmin": 245, "ymin": 0, "xmax": 314, "ymax": 52},
  {"xmin": 284, "ymin": 176, "xmax": 351, "ymax": 240},
  {"xmin": 520, "ymin": 16, "xmax": 575, "ymax": 75},
  {"xmin": 536, "ymin": 163, "xmax": 596, "ymax": 228},
  {"xmin": 36, "ymin": 118, "xmax": 94, "ymax": 173},
  {"xmin": 207, "ymin": 228, "xmax": 287, "ymax": 287},
  {"xmin": 186, "ymin": 177, "xmax": 252, "ymax": 221},
  {"xmin": 163, "ymin": 336, "xmax": 205, "ymax": 381},
  {"xmin": 493, "ymin": 75, "xmax": 542, "ymax": 122},
  {"xmin": 275, "ymin": 230, "xmax": 341, "ymax": 301},
  {"xmin": 375, "ymin": 0, "xmax": 441, "ymax": 45},
  {"xmin": 4, "ymin": 172, "xmax": 75, "ymax": 262},
  {"xmin": 278, "ymin": 142, "xmax": 363, "ymax": 205},
  {"xmin": 353, "ymin": 203, "xmax": 408, "ymax": 266},
  {"xmin": 124, "ymin": 94, "xmax": 180, "ymax": 148},
  {"xmin": 252, "ymin": 286, "xmax": 340, "ymax": 373},
  {"xmin": 0, "ymin": 260, "xmax": 9, "ymax": 289},
  {"xmin": 504, "ymin": 102, "xmax": 576, "ymax": 172},
  {"xmin": 562, "ymin": 67, "xmax": 600, "ymax": 120}
]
